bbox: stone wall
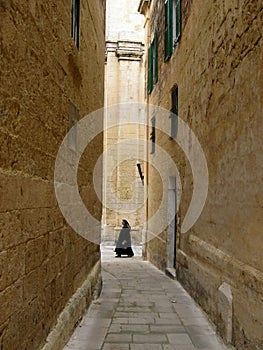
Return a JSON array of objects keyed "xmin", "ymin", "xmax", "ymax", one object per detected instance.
[
  {"xmin": 0, "ymin": 1, "xmax": 105, "ymax": 349},
  {"xmin": 141, "ymin": 0, "xmax": 263, "ymax": 349}
]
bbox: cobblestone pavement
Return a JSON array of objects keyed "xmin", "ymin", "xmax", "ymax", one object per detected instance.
[{"xmin": 64, "ymin": 246, "xmax": 232, "ymax": 350}]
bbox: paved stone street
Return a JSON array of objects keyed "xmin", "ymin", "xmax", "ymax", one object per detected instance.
[{"xmin": 64, "ymin": 246, "xmax": 232, "ymax": 350}]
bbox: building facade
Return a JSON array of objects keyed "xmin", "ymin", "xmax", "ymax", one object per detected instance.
[
  {"xmin": 102, "ymin": 0, "xmax": 146, "ymax": 245},
  {"xmin": 139, "ymin": 0, "xmax": 263, "ymax": 349},
  {"xmin": 0, "ymin": 1, "xmax": 105, "ymax": 349}
]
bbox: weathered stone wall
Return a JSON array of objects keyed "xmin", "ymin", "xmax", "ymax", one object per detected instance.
[
  {"xmin": 142, "ymin": 0, "xmax": 263, "ymax": 349},
  {"xmin": 102, "ymin": 0, "xmax": 146, "ymax": 244},
  {"xmin": 0, "ymin": 1, "xmax": 105, "ymax": 349}
]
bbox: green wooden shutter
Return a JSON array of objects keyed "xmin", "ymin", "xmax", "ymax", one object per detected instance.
[
  {"xmin": 175, "ymin": 0, "xmax": 181, "ymax": 43},
  {"xmin": 168, "ymin": 0, "xmax": 173, "ymax": 52},
  {"xmin": 164, "ymin": 0, "xmax": 169, "ymax": 61},
  {"xmin": 153, "ymin": 31, "xmax": 158, "ymax": 84},
  {"xmin": 164, "ymin": 0, "xmax": 173, "ymax": 61},
  {"xmin": 147, "ymin": 45, "xmax": 153, "ymax": 94}
]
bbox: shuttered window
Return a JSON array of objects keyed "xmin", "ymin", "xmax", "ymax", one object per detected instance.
[
  {"xmin": 174, "ymin": 0, "xmax": 181, "ymax": 43},
  {"xmin": 148, "ymin": 31, "xmax": 158, "ymax": 94},
  {"xmin": 71, "ymin": 0, "xmax": 80, "ymax": 49},
  {"xmin": 147, "ymin": 44, "xmax": 153, "ymax": 94},
  {"xmin": 164, "ymin": 0, "xmax": 181, "ymax": 62},
  {"xmin": 164, "ymin": 0, "xmax": 173, "ymax": 61},
  {"xmin": 153, "ymin": 31, "xmax": 158, "ymax": 84}
]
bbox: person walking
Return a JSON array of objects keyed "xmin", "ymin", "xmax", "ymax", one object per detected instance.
[{"xmin": 114, "ymin": 219, "xmax": 134, "ymax": 258}]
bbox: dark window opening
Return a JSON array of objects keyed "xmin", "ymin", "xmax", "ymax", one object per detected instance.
[
  {"xmin": 170, "ymin": 85, "xmax": 178, "ymax": 138},
  {"xmin": 150, "ymin": 116, "xmax": 156, "ymax": 154},
  {"xmin": 71, "ymin": 0, "xmax": 80, "ymax": 49}
]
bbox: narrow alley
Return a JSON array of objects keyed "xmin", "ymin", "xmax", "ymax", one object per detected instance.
[
  {"xmin": 64, "ymin": 246, "xmax": 231, "ymax": 350},
  {"xmin": 0, "ymin": 1, "xmax": 262, "ymax": 350}
]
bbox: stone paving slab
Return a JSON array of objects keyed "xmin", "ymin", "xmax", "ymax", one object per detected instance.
[
  {"xmin": 102, "ymin": 344, "xmax": 129, "ymax": 350},
  {"xmin": 130, "ymin": 345, "xmax": 163, "ymax": 350},
  {"xmin": 64, "ymin": 246, "xmax": 233, "ymax": 350}
]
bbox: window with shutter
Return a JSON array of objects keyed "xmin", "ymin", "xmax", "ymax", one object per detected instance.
[
  {"xmin": 174, "ymin": 0, "xmax": 181, "ymax": 44},
  {"xmin": 164, "ymin": 0, "xmax": 181, "ymax": 61},
  {"xmin": 153, "ymin": 31, "xmax": 158, "ymax": 84},
  {"xmin": 71, "ymin": 0, "xmax": 80, "ymax": 49},
  {"xmin": 164, "ymin": 0, "xmax": 173, "ymax": 61},
  {"xmin": 147, "ymin": 45, "xmax": 153, "ymax": 94},
  {"xmin": 148, "ymin": 30, "xmax": 158, "ymax": 94}
]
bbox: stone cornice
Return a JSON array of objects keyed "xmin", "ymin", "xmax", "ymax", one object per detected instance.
[
  {"xmin": 106, "ymin": 40, "xmax": 144, "ymax": 61},
  {"xmin": 105, "ymin": 41, "xmax": 117, "ymax": 52}
]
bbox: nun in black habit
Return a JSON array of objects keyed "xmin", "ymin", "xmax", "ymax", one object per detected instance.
[{"xmin": 115, "ymin": 219, "xmax": 134, "ymax": 257}]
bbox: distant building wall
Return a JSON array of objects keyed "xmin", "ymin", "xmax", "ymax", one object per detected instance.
[
  {"xmin": 140, "ymin": 0, "xmax": 263, "ymax": 349},
  {"xmin": 103, "ymin": 0, "xmax": 146, "ymax": 244},
  {"xmin": 0, "ymin": 1, "xmax": 105, "ymax": 349}
]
